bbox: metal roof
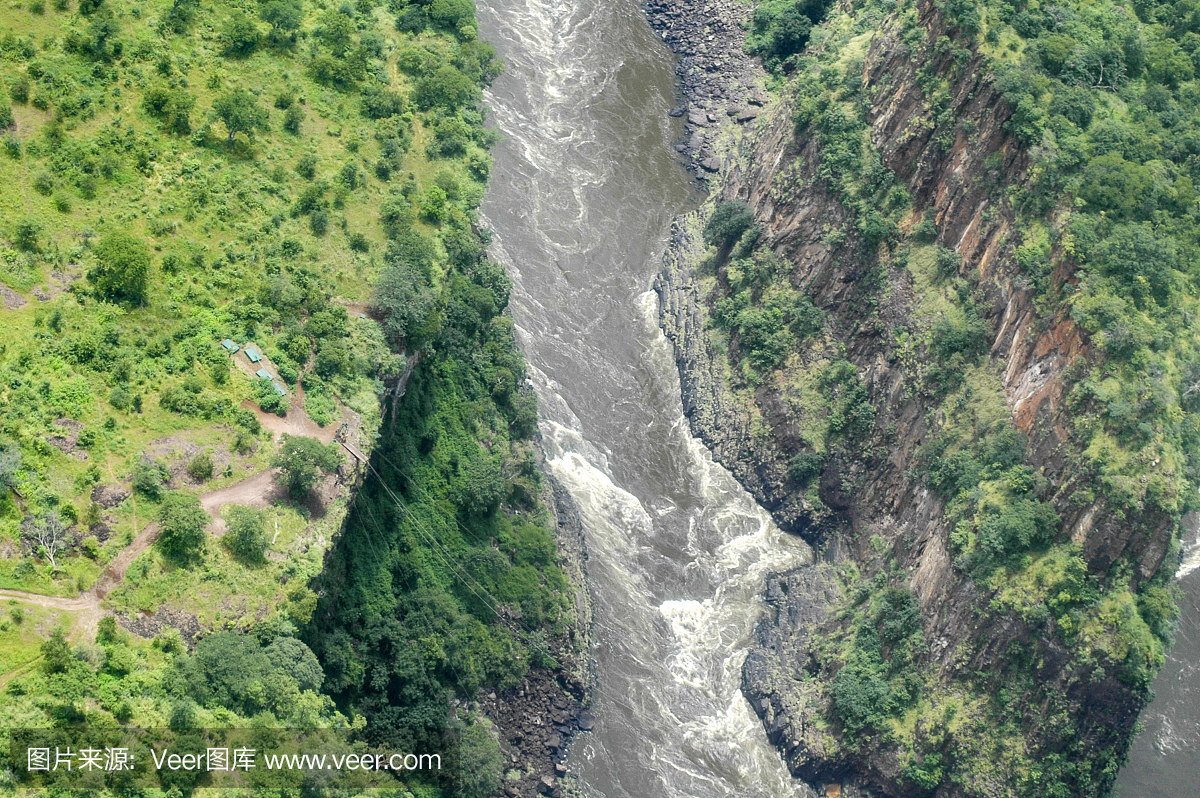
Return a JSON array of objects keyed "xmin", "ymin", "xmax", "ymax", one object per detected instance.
[
  {"xmin": 255, "ymin": 368, "xmax": 272, "ymax": 380},
  {"xmin": 221, "ymin": 338, "xmax": 240, "ymax": 352},
  {"xmin": 244, "ymin": 347, "xmax": 261, "ymax": 362},
  {"xmin": 271, "ymin": 382, "xmax": 287, "ymax": 396}
]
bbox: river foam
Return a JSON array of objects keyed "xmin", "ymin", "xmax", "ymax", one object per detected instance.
[{"xmin": 476, "ymin": 0, "xmax": 818, "ymax": 792}]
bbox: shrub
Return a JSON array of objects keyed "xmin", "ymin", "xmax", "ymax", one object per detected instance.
[
  {"xmin": 157, "ymin": 491, "xmax": 209, "ymax": 564},
  {"xmin": 310, "ymin": 208, "xmax": 329, "ymax": 236},
  {"xmin": 185, "ymin": 452, "xmax": 213, "ymax": 482},
  {"xmin": 395, "ymin": 5, "xmax": 428, "ymax": 34},
  {"xmin": 931, "ymin": 310, "xmax": 988, "ymax": 361},
  {"xmin": 221, "ymin": 10, "xmax": 261, "ymax": 57},
  {"xmin": 223, "ymin": 505, "xmax": 267, "ymax": 562},
  {"xmin": 132, "ymin": 456, "xmax": 169, "ymax": 499},
  {"xmin": 142, "ymin": 84, "xmax": 194, "ymax": 135},
  {"xmin": 295, "ymin": 152, "xmax": 318, "ymax": 180},
  {"xmin": 88, "ymin": 231, "xmax": 151, "ymax": 304},
  {"xmin": 9, "ymin": 75, "xmax": 30, "ymax": 104},
  {"xmin": 832, "ymin": 660, "xmax": 892, "ymax": 737},
  {"xmin": 747, "ymin": 0, "xmax": 834, "ymax": 70},
  {"xmin": 360, "ymin": 84, "xmax": 407, "ymax": 118},
  {"xmin": 253, "ymin": 378, "xmax": 288, "ymax": 416},
  {"xmin": 456, "ymin": 453, "xmax": 508, "ymax": 516},
  {"xmin": 283, "ymin": 103, "xmax": 303, "ymax": 134},
  {"xmin": 703, "ymin": 201, "xmax": 755, "ymax": 249},
  {"xmin": 413, "ymin": 64, "xmax": 479, "ymax": 111},
  {"xmin": 338, "ymin": 161, "xmax": 360, "ymax": 190},
  {"xmin": 41, "ymin": 629, "xmax": 72, "ymax": 674},
  {"xmin": 108, "ymin": 386, "xmax": 130, "ymax": 410},
  {"xmin": 429, "ymin": 0, "xmax": 475, "ymax": 32},
  {"xmin": 788, "ymin": 451, "xmax": 825, "ymax": 485},
  {"xmin": 13, "ymin": 218, "xmax": 40, "ymax": 252},
  {"xmin": 32, "ymin": 171, "xmax": 53, "ymax": 195}
]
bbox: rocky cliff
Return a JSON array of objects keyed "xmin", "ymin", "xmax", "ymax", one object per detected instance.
[{"xmin": 649, "ymin": 0, "xmax": 1185, "ymax": 795}]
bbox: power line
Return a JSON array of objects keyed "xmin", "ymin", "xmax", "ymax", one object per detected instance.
[{"xmin": 351, "ymin": 440, "xmax": 660, "ymax": 726}]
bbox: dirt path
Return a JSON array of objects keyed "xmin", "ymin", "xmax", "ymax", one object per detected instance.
[
  {"xmin": 202, "ymin": 469, "xmax": 284, "ymax": 536},
  {"xmin": 231, "ymin": 345, "xmax": 337, "ymax": 444},
  {"xmin": 0, "ymin": 465, "xmax": 276, "ymax": 641},
  {"xmin": 0, "ymin": 346, "xmax": 362, "ymax": 645}
]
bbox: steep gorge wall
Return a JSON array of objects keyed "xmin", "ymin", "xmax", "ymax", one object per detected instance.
[{"xmin": 651, "ymin": 0, "xmax": 1176, "ymax": 794}]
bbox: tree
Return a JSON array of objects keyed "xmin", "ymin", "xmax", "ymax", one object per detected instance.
[
  {"xmin": 272, "ymin": 435, "xmax": 343, "ymax": 499},
  {"xmin": 259, "ymin": 0, "xmax": 303, "ymax": 46},
  {"xmin": 41, "ymin": 629, "xmax": 73, "ymax": 674},
  {"xmin": 212, "ymin": 89, "xmax": 268, "ymax": 143},
  {"xmin": 224, "ymin": 505, "xmax": 268, "ymax": 562},
  {"xmin": 703, "ymin": 201, "xmax": 755, "ymax": 248},
  {"xmin": 221, "ymin": 10, "xmax": 261, "ymax": 57},
  {"xmin": 448, "ymin": 717, "xmax": 503, "ymax": 798},
  {"xmin": 21, "ymin": 512, "xmax": 69, "ymax": 570},
  {"xmin": 429, "ymin": 0, "xmax": 475, "ymax": 31},
  {"xmin": 88, "ymin": 231, "xmax": 151, "ymax": 304},
  {"xmin": 373, "ymin": 261, "xmax": 436, "ymax": 348},
  {"xmin": 283, "ymin": 103, "xmax": 303, "ymax": 134},
  {"xmin": 142, "ymin": 84, "xmax": 195, "ymax": 135},
  {"xmin": 158, "ymin": 491, "xmax": 209, "ymax": 564},
  {"xmin": 162, "ymin": 0, "xmax": 199, "ymax": 34},
  {"xmin": 456, "ymin": 454, "xmax": 507, "ymax": 516},
  {"xmin": 315, "ymin": 10, "xmax": 355, "ymax": 54},
  {"xmin": 13, "ymin": 218, "xmax": 39, "ymax": 252},
  {"xmin": 413, "ymin": 65, "xmax": 479, "ymax": 111}
]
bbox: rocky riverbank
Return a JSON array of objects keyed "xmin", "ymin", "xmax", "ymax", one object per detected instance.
[
  {"xmin": 643, "ymin": 1, "xmax": 862, "ymax": 794},
  {"xmin": 648, "ymin": 0, "xmax": 1168, "ymax": 792},
  {"xmin": 642, "ymin": 0, "xmax": 767, "ymax": 174}
]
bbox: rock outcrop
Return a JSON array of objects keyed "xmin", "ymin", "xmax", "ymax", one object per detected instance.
[{"xmin": 646, "ymin": 0, "xmax": 1177, "ymax": 795}]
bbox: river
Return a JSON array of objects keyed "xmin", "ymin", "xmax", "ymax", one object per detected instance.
[
  {"xmin": 472, "ymin": 0, "xmax": 1200, "ymax": 795},
  {"xmin": 1114, "ymin": 535, "xmax": 1200, "ymax": 798},
  {"xmin": 474, "ymin": 0, "xmax": 816, "ymax": 796}
]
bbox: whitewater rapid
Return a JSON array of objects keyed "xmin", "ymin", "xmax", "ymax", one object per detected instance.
[{"xmin": 474, "ymin": 0, "xmax": 818, "ymax": 794}]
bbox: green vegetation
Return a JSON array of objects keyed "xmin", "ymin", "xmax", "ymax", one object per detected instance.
[
  {"xmin": 831, "ymin": 586, "xmax": 925, "ymax": 739},
  {"xmin": 702, "ymin": 200, "xmax": 756, "ymax": 249},
  {"xmin": 733, "ymin": 0, "xmax": 1200, "ymax": 794},
  {"xmin": 271, "ymin": 433, "xmax": 342, "ymax": 498},
  {"xmin": 223, "ymin": 503, "xmax": 268, "ymax": 562},
  {"xmin": 0, "ymin": 1, "xmax": 565, "ymax": 795},
  {"xmin": 980, "ymin": 0, "xmax": 1200, "ymax": 521},
  {"xmin": 156, "ymin": 490, "xmax": 208, "ymax": 565},
  {"xmin": 306, "ymin": 146, "xmax": 569, "ymax": 792},
  {"xmin": 87, "ymin": 231, "xmax": 151, "ymax": 305},
  {"xmin": 712, "ymin": 247, "xmax": 826, "ymax": 380}
]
